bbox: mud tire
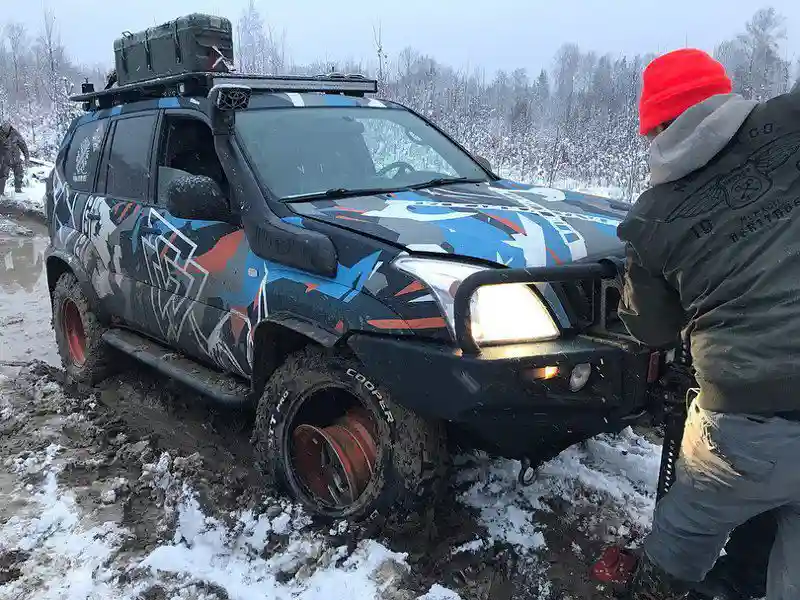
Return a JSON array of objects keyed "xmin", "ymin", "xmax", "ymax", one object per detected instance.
[
  {"xmin": 253, "ymin": 346, "xmax": 447, "ymax": 521},
  {"xmin": 52, "ymin": 272, "xmax": 113, "ymax": 385}
]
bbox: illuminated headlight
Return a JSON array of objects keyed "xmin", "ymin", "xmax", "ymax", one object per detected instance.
[{"xmin": 394, "ymin": 256, "xmax": 559, "ymax": 344}]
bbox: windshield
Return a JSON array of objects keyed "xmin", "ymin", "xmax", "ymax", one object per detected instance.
[{"xmin": 235, "ymin": 106, "xmax": 489, "ymax": 200}]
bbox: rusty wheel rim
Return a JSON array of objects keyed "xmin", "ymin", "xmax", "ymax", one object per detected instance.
[
  {"xmin": 291, "ymin": 408, "xmax": 379, "ymax": 508},
  {"xmin": 61, "ymin": 299, "xmax": 86, "ymax": 367}
]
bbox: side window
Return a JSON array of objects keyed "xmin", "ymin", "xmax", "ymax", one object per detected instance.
[
  {"xmin": 105, "ymin": 114, "xmax": 157, "ymax": 201},
  {"xmin": 156, "ymin": 115, "xmax": 228, "ymax": 204},
  {"xmin": 64, "ymin": 119, "xmax": 108, "ymax": 192}
]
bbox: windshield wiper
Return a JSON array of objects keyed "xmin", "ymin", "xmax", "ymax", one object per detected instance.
[
  {"xmin": 407, "ymin": 177, "xmax": 486, "ymax": 190},
  {"xmin": 282, "ymin": 178, "xmax": 487, "ymax": 202},
  {"xmin": 283, "ymin": 186, "xmax": 408, "ymax": 203}
]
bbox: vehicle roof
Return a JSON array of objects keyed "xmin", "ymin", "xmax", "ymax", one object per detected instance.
[{"xmin": 69, "ymin": 92, "xmax": 403, "ymax": 128}]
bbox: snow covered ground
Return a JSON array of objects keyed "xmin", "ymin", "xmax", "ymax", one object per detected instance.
[
  {"xmin": 0, "ymin": 367, "xmax": 437, "ymax": 600},
  {"xmin": 0, "ymin": 165, "xmax": 663, "ymax": 599},
  {"xmin": 0, "ymin": 360, "xmax": 663, "ymax": 600},
  {"xmin": 0, "ymin": 160, "xmax": 50, "ymax": 218}
]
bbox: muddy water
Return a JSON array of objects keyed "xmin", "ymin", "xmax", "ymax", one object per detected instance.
[{"xmin": 0, "ymin": 216, "xmax": 58, "ymax": 368}]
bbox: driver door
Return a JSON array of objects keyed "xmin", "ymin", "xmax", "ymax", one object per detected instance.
[{"xmin": 136, "ymin": 110, "xmax": 251, "ymax": 377}]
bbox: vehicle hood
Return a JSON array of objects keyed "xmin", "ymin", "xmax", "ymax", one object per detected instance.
[{"xmin": 288, "ymin": 180, "xmax": 628, "ymax": 268}]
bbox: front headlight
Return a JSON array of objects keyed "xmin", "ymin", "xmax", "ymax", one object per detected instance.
[{"xmin": 394, "ymin": 256, "xmax": 559, "ymax": 344}]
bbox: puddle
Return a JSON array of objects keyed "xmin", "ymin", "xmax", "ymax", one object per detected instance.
[{"xmin": 0, "ymin": 217, "xmax": 58, "ymax": 367}]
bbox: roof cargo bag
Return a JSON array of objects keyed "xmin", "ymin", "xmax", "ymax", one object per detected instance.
[{"xmin": 113, "ymin": 13, "xmax": 233, "ymax": 86}]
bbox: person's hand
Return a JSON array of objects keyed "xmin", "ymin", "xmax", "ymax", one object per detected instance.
[
  {"xmin": 600, "ymin": 256, "xmax": 626, "ymax": 278},
  {"xmin": 599, "ymin": 257, "xmax": 626, "ymax": 292}
]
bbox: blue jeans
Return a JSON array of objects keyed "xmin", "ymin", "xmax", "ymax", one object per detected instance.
[{"xmin": 644, "ymin": 401, "xmax": 800, "ymax": 599}]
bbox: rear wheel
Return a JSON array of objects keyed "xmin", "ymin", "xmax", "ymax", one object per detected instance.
[
  {"xmin": 52, "ymin": 272, "xmax": 113, "ymax": 384},
  {"xmin": 252, "ymin": 347, "xmax": 447, "ymax": 521}
]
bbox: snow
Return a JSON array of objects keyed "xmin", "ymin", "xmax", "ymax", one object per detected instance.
[
  {"xmin": 459, "ymin": 428, "xmax": 661, "ymax": 551},
  {"xmin": 0, "ymin": 323, "xmax": 667, "ymax": 600},
  {"xmin": 0, "ymin": 372, "xmax": 665, "ymax": 600},
  {"xmin": 0, "ymin": 447, "xmax": 128, "ymax": 600},
  {"xmin": 0, "ymin": 440, "xmax": 438, "ymax": 600},
  {"xmin": 0, "ymin": 161, "xmax": 51, "ymax": 217},
  {"xmin": 418, "ymin": 584, "xmax": 464, "ymax": 600},
  {"xmin": 450, "ymin": 539, "xmax": 486, "ymax": 555},
  {"xmin": 0, "ymin": 217, "xmax": 33, "ymax": 236}
]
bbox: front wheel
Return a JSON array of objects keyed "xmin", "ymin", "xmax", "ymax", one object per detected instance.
[{"xmin": 252, "ymin": 347, "xmax": 447, "ymax": 521}]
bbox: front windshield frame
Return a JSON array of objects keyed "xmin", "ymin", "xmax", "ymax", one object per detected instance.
[{"xmin": 233, "ymin": 104, "xmax": 493, "ymax": 202}]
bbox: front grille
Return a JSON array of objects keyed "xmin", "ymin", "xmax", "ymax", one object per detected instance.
[
  {"xmin": 553, "ymin": 279, "xmax": 595, "ymax": 327},
  {"xmin": 600, "ymin": 280, "xmax": 622, "ymax": 329},
  {"xmin": 554, "ymin": 278, "xmax": 622, "ymax": 332}
]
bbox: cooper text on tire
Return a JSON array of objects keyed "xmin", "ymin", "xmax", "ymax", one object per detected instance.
[{"xmin": 252, "ymin": 347, "xmax": 447, "ymax": 520}]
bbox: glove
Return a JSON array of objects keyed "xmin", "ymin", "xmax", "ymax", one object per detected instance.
[
  {"xmin": 607, "ymin": 256, "xmax": 626, "ymax": 276},
  {"xmin": 599, "ymin": 256, "xmax": 626, "ymax": 288}
]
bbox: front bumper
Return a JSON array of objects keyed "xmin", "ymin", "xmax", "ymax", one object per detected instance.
[
  {"xmin": 349, "ymin": 259, "xmax": 662, "ymax": 459},
  {"xmin": 347, "ymin": 332, "xmax": 655, "ymax": 459}
]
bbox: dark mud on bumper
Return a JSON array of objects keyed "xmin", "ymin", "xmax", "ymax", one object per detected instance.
[{"xmin": 347, "ymin": 334, "xmax": 653, "ymax": 459}]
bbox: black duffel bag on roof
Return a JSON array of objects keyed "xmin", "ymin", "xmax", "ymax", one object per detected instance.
[{"xmin": 113, "ymin": 13, "xmax": 234, "ymax": 87}]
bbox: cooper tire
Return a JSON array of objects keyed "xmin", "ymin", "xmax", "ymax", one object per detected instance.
[
  {"xmin": 52, "ymin": 272, "xmax": 113, "ymax": 385},
  {"xmin": 252, "ymin": 346, "xmax": 447, "ymax": 521}
]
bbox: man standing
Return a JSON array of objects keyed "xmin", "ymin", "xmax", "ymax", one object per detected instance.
[
  {"xmin": 617, "ymin": 48, "xmax": 800, "ymax": 599},
  {"xmin": 0, "ymin": 121, "xmax": 30, "ymax": 196}
]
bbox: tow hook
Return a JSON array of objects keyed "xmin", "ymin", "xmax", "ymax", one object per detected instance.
[{"xmin": 518, "ymin": 458, "xmax": 536, "ymax": 486}]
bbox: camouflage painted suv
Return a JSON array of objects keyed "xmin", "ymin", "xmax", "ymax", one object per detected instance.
[{"xmin": 43, "ymin": 70, "xmax": 664, "ymax": 521}]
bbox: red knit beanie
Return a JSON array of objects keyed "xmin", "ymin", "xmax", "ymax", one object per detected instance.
[{"xmin": 639, "ymin": 48, "xmax": 732, "ymax": 136}]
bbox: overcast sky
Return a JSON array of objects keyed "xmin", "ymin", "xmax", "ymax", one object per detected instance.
[{"xmin": 7, "ymin": 1, "xmax": 800, "ymax": 76}]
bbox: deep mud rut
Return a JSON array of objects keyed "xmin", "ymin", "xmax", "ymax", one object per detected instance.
[{"xmin": 0, "ymin": 359, "xmax": 644, "ymax": 599}]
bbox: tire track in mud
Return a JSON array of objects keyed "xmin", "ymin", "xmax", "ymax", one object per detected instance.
[
  {"xmin": 84, "ymin": 365, "xmax": 522, "ymax": 598},
  {"xmin": 1, "ymin": 361, "xmax": 628, "ymax": 600}
]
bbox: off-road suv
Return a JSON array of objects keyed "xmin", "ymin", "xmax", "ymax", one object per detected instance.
[{"xmin": 43, "ymin": 69, "xmax": 670, "ymax": 521}]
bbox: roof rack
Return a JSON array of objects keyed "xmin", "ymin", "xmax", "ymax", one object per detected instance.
[{"xmin": 70, "ymin": 71, "xmax": 378, "ymax": 110}]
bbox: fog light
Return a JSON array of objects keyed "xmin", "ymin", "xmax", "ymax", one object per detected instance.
[
  {"xmin": 569, "ymin": 363, "xmax": 592, "ymax": 391},
  {"xmin": 522, "ymin": 366, "xmax": 560, "ymax": 382}
]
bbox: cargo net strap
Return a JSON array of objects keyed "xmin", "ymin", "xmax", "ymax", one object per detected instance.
[{"xmin": 209, "ymin": 45, "xmax": 234, "ymax": 72}]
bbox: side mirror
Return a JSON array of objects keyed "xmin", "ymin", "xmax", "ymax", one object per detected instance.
[
  {"xmin": 475, "ymin": 155, "xmax": 493, "ymax": 172},
  {"xmin": 165, "ymin": 174, "xmax": 229, "ymax": 222}
]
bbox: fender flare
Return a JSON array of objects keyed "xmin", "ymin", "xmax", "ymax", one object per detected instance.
[
  {"xmin": 44, "ymin": 247, "xmax": 110, "ymax": 323},
  {"xmin": 259, "ymin": 313, "xmax": 341, "ymax": 348}
]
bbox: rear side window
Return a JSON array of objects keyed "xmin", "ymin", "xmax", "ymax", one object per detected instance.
[
  {"xmin": 64, "ymin": 119, "xmax": 108, "ymax": 192},
  {"xmin": 105, "ymin": 114, "xmax": 157, "ymax": 201}
]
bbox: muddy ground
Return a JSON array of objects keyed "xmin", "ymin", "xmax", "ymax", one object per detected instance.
[
  {"xmin": 0, "ymin": 214, "xmax": 59, "ymax": 369},
  {"xmin": 0, "ymin": 362, "xmax": 646, "ymax": 599},
  {"xmin": 0, "ymin": 209, "xmax": 655, "ymax": 599}
]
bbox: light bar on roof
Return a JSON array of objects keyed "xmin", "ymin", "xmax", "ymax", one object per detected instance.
[{"xmin": 212, "ymin": 75, "xmax": 377, "ymax": 94}]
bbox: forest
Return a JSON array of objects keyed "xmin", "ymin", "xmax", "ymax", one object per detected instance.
[{"xmin": 1, "ymin": 4, "xmax": 797, "ymax": 200}]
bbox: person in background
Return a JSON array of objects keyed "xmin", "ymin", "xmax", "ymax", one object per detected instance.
[
  {"xmin": 617, "ymin": 48, "xmax": 800, "ymax": 599},
  {"xmin": 0, "ymin": 121, "xmax": 30, "ymax": 195}
]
